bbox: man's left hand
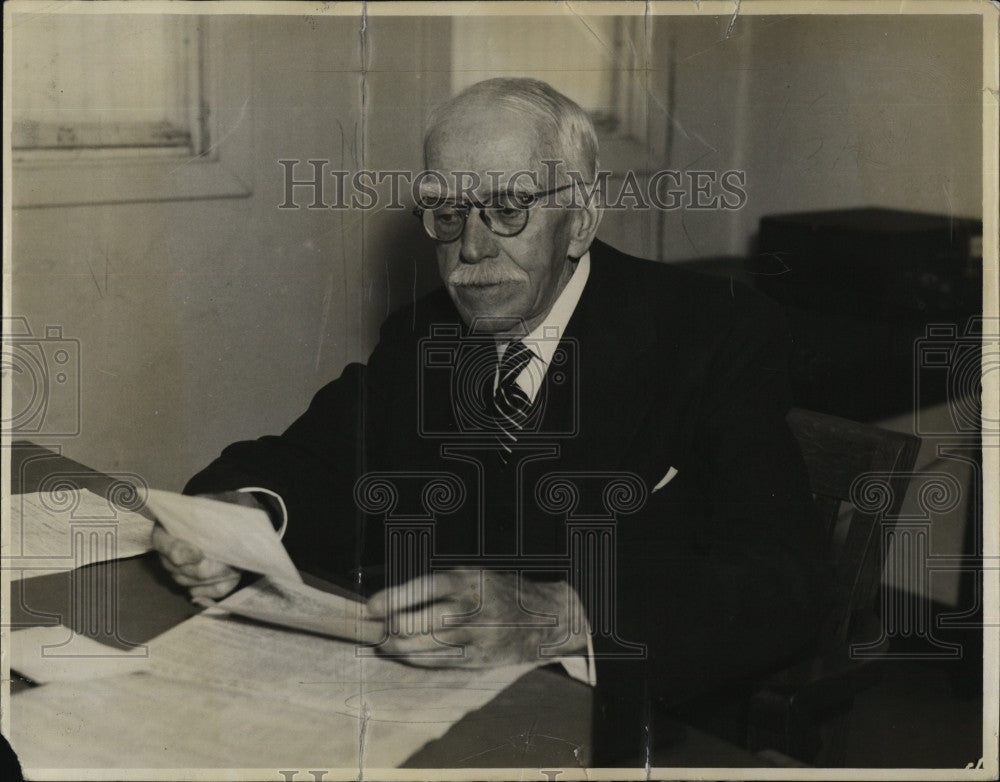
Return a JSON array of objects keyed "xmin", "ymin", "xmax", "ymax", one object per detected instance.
[{"xmin": 366, "ymin": 569, "xmax": 587, "ymax": 668}]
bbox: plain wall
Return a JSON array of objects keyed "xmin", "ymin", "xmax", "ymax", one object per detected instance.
[
  {"xmin": 603, "ymin": 14, "xmax": 983, "ymax": 261},
  {"xmin": 10, "ymin": 11, "xmax": 985, "ymax": 491},
  {"xmin": 11, "ymin": 15, "xmax": 450, "ymax": 491}
]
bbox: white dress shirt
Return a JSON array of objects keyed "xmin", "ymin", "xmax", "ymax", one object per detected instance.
[{"xmin": 494, "ymin": 251, "xmax": 591, "ymax": 401}]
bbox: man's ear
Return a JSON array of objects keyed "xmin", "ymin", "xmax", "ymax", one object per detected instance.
[{"xmin": 567, "ymin": 201, "xmax": 603, "ymax": 258}]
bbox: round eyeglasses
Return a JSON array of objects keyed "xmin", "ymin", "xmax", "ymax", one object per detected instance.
[{"xmin": 413, "ymin": 184, "xmax": 574, "ymax": 243}]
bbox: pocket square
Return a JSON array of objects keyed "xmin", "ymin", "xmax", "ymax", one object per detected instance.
[{"xmin": 652, "ymin": 466, "xmax": 678, "ymax": 493}]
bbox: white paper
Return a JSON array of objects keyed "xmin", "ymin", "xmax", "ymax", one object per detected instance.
[
  {"xmin": 217, "ymin": 577, "xmax": 593, "ymax": 685},
  {"xmin": 4, "ymin": 489, "xmax": 154, "ymax": 580},
  {"xmin": 144, "ymin": 488, "xmax": 302, "ymax": 583},
  {"xmin": 8, "ymin": 673, "xmax": 363, "ymax": 769},
  {"xmin": 10, "ymin": 625, "xmax": 150, "ymax": 683},
  {"xmin": 217, "ymin": 575, "xmax": 385, "ymax": 643},
  {"xmin": 141, "ymin": 610, "xmax": 543, "ymax": 766}
]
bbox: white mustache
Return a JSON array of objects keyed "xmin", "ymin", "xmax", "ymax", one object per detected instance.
[{"xmin": 447, "ymin": 265, "xmax": 527, "ymax": 287}]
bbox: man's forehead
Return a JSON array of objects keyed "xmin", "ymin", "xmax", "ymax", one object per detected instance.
[
  {"xmin": 422, "ymin": 106, "xmax": 552, "ymax": 197},
  {"xmin": 416, "ymin": 170, "xmax": 545, "ymax": 199}
]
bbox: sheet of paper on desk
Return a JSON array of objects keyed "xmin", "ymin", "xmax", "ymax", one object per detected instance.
[
  {"xmin": 144, "ymin": 610, "xmax": 542, "ymax": 767},
  {"xmin": 144, "ymin": 488, "xmax": 302, "ymax": 583},
  {"xmin": 218, "ymin": 577, "xmax": 591, "ymax": 682},
  {"xmin": 216, "ymin": 575, "xmax": 385, "ymax": 643},
  {"xmin": 9, "ymin": 673, "xmax": 364, "ymax": 769},
  {"xmin": 5, "ymin": 489, "xmax": 154, "ymax": 580},
  {"xmin": 10, "ymin": 625, "xmax": 151, "ymax": 683}
]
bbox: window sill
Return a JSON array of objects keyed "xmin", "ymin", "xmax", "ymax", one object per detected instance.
[{"xmin": 13, "ymin": 154, "xmax": 253, "ymax": 209}]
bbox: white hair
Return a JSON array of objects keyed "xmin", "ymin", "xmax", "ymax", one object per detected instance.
[{"xmin": 424, "ymin": 77, "xmax": 599, "ymax": 182}]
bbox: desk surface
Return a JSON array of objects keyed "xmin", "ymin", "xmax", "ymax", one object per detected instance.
[{"xmin": 7, "ymin": 443, "xmax": 768, "ymax": 771}]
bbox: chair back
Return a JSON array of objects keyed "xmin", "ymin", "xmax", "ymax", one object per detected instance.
[{"xmin": 786, "ymin": 408, "xmax": 921, "ymax": 650}]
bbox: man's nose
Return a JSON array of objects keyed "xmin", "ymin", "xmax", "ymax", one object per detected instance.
[{"xmin": 458, "ymin": 208, "xmax": 498, "ymax": 264}]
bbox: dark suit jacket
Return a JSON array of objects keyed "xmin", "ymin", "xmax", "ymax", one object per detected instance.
[{"xmin": 186, "ymin": 239, "xmax": 826, "ymax": 756}]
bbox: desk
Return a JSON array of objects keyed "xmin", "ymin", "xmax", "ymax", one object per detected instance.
[{"xmin": 7, "ymin": 444, "xmax": 768, "ymax": 771}]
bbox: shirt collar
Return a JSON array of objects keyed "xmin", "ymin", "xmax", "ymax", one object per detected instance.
[{"xmin": 497, "ymin": 250, "xmax": 591, "ymax": 367}]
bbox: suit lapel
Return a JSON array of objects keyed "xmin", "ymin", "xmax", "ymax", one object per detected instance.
[{"xmin": 546, "ymin": 242, "xmax": 662, "ymax": 472}]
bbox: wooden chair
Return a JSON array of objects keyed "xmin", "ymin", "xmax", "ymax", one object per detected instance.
[{"xmin": 745, "ymin": 408, "xmax": 922, "ymax": 765}]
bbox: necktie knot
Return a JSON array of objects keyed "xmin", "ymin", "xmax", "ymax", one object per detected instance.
[{"xmin": 497, "ymin": 341, "xmax": 533, "ymax": 391}]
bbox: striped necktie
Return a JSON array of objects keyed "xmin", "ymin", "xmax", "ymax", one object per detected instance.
[{"xmin": 493, "ymin": 341, "xmax": 534, "ymax": 462}]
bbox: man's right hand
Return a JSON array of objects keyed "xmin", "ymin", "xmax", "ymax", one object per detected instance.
[{"xmin": 151, "ymin": 525, "xmax": 241, "ymax": 601}]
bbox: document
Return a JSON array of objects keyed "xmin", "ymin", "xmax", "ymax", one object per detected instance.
[
  {"xmin": 10, "ymin": 625, "xmax": 150, "ymax": 683},
  {"xmin": 139, "ymin": 610, "xmax": 544, "ymax": 766},
  {"xmin": 4, "ymin": 489, "xmax": 154, "ymax": 580},
  {"xmin": 216, "ymin": 576, "xmax": 385, "ymax": 644},
  {"xmin": 144, "ymin": 488, "xmax": 302, "ymax": 583},
  {"xmin": 8, "ymin": 673, "xmax": 363, "ymax": 769},
  {"xmin": 9, "ymin": 582, "xmax": 581, "ymax": 769},
  {"xmin": 215, "ymin": 577, "xmax": 590, "ymax": 683}
]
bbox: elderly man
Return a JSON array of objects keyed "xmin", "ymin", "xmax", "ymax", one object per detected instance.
[{"xmin": 154, "ymin": 78, "xmax": 824, "ymax": 760}]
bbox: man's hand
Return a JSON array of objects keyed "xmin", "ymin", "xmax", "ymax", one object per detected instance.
[
  {"xmin": 366, "ymin": 569, "xmax": 587, "ymax": 668},
  {"xmin": 151, "ymin": 525, "xmax": 241, "ymax": 600},
  {"xmin": 150, "ymin": 491, "xmax": 260, "ymax": 601}
]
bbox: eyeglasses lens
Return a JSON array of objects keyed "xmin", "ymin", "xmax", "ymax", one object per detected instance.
[{"xmin": 423, "ymin": 193, "xmax": 530, "ymax": 241}]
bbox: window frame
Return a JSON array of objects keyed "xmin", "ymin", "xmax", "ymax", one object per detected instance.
[{"xmin": 12, "ymin": 15, "xmax": 253, "ymax": 209}]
